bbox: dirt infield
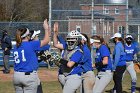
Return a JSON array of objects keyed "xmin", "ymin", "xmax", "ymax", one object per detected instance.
[{"xmin": 0, "ymin": 67, "xmax": 58, "ymax": 82}]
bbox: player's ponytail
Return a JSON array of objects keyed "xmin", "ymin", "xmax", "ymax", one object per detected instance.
[
  {"xmin": 16, "ymin": 30, "xmax": 22, "ymax": 47},
  {"xmin": 15, "ymin": 28, "xmax": 28, "ymax": 47}
]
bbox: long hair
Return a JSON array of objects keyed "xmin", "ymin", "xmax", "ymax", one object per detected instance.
[
  {"xmin": 116, "ymin": 37, "xmax": 125, "ymax": 47},
  {"xmin": 15, "ymin": 28, "xmax": 27, "ymax": 47},
  {"xmin": 81, "ymin": 33, "xmax": 91, "ymax": 50},
  {"xmin": 91, "ymin": 35, "xmax": 111, "ymax": 53}
]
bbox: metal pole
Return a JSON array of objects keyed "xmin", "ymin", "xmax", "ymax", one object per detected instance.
[
  {"xmin": 91, "ymin": 0, "xmax": 95, "ymax": 64},
  {"xmin": 48, "ymin": 0, "xmax": 52, "ymax": 69},
  {"xmin": 138, "ymin": 25, "xmax": 140, "ymax": 43},
  {"xmin": 49, "ymin": 0, "xmax": 52, "ymax": 30},
  {"xmin": 91, "ymin": 0, "xmax": 95, "ymax": 35},
  {"xmin": 126, "ymin": 0, "xmax": 129, "ymax": 34}
]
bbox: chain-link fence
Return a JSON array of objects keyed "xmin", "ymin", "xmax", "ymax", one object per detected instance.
[
  {"xmin": 0, "ymin": 22, "xmax": 45, "ymax": 40},
  {"xmin": 49, "ymin": 0, "xmax": 140, "ymax": 62},
  {"xmin": 1, "ymin": 0, "xmax": 140, "ymax": 66},
  {"xmin": 0, "ymin": 0, "xmax": 140, "ymax": 43},
  {"xmin": 49, "ymin": 0, "xmax": 140, "ymax": 43}
]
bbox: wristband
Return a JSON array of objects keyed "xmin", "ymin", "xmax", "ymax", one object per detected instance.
[
  {"xmin": 95, "ymin": 62, "xmax": 104, "ymax": 67},
  {"xmin": 59, "ymin": 59, "xmax": 68, "ymax": 66}
]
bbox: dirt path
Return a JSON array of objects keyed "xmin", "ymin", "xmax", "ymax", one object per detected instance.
[{"xmin": 0, "ymin": 67, "xmax": 58, "ymax": 82}]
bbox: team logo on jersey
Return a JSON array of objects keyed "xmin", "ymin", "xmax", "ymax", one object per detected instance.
[{"xmin": 125, "ymin": 49, "xmax": 134, "ymax": 54}]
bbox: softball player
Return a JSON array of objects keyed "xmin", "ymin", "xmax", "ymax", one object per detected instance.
[
  {"xmin": 53, "ymin": 25, "xmax": 85, "ymax": 93},
  {"xmin": 80, "ymin": 33, "xmax": 95, "ymax": 93},
  {"xmin": 30, "ymin": 30, "xmax": 50, "ymax": 93},
  {"xmin": 123, "ymin": 35, "xmax": 137, "ymax": 93},
  {"xmin": 13, "ymin": 19, "xmax": 50, "ymax": 93},
  {"xmin": 90, "ymin": 35, "xmax": 113, "ymax": 93},
  {"xmin": 111, "ymin": 33, "xmax": 126, "ymax": 93},
  {"xmin": 53, "ymin": 22, "xmax": 68, "ymax": 88},
  {"xmin": 62, "ymin": 30, "xmax": 85, "ymax": 93}
]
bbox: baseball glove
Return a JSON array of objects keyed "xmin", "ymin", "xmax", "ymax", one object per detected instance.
[
  {"xmin": 36, "ymin": 50, "xmax": 52, "ymax": 63},
  {"xmin": 134, "ymin": 61, "xmax": 140, "ymax": 73},
  {"xmin": 49, "ymin": 51, "xmax": 61, "ymax": 66}
]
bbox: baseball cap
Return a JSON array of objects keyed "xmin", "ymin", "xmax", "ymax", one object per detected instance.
[
  {"xmin": 31, "ymin": 30, "xmax": 40, "ymax": 40},
  {"xmin": 111, "ymin": 33, "xmax": 121, "ymax": 39},
  {"xmin": 125, "ymin": 35, "xmax": 133, "ymax": 39}
]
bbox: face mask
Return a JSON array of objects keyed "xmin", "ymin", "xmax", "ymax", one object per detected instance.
[{"xmin": 126, "ymin": 41, "xmax": 131, "ymax": 45}]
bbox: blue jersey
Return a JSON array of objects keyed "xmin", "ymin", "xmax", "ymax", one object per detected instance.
[
  {"xmin": 133, "ymin": 41, "xmax": 139, "ymax": 53},
  {"xmin": 95, "ymin": 44, "xmax": 112, "ymax": 71},
  {"xmin": 69, "ymin": 47, "xmax": 83, "ymax": 75},
  {"xmin": 81, "ymin": 44, "xmax": 93, "ymax": 72},
  {"xmin": 113, "ymin": 42, "xmax": 126, "ymax": 69},
  {"xmin": 13, "ymin": 41, "xmax": 40, "ymax": 72},
  {"xmin": 125, "ymin": 43, "xmax": 137, "ymax": 61},
  {"xmin": 58, "ymin": 36, "xmax": 67, "ymax": 58},
  {"xmin": 38, "ymin": 44, "xmax": 50, "ymax": 51},
  {"xmin": 57, "ymin": 36, "xmax": 84, "ymax": 75}
]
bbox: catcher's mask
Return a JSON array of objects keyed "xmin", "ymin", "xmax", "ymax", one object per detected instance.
[{"xmin": 66, "ymin": 30, "xmax": 82, "ymax": 51}]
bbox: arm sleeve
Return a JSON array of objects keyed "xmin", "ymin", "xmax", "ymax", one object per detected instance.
[
  {"xmin": 113, "ymin": 45, "xmax": 121, "ymax": 70},
  {"xmin": 58, "ymin": 36, "xmax": 67, "ymax": 49},
  {"xmin": 82, "ymin": 44, "xmax": 91, "ymax": 63},
  {"xmin": 100, "ymin": 45, "xmax": 110, "ymax": 57},
  {"xmin": 5, "ymin": 36, "xmax": 12, "ymax": 49},
  {"xmin": 70, "ymin": 50, "xmax": 83, "ymax": 63},
  {"xmin": 58, "ymin": 36, "xmax": 66, "ymax": 44},
  {"xmin": 134, "ymin": 44, "xmax": 139, "ymax": 54}
]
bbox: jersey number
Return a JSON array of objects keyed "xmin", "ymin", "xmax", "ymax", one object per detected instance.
[{"xmin": 14, "ymin": 50, "xmax": 26, "ymax": 63}]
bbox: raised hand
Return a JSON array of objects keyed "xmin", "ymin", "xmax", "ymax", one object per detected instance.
[
  {"xmin": 43, "ymin": 19, "xmax": 49, "ymax": 31},
  {"xmin": 53, "ymin": 22, "xmax": 58, "ymax": 33}
]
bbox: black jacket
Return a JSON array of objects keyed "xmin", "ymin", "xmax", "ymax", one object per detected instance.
[{"xmin": 1, "ymin": 35, "xmax": 12, "ymax": 55}]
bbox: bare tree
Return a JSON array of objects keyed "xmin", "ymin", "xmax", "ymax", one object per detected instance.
[{"xmin": 0, "ymin": 0, "xmax": 49, "ymax": 22}]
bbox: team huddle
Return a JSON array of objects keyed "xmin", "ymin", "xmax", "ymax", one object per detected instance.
[{"xmin": 12, "ymin": 19, "xmax": 139, "ymax": 93}]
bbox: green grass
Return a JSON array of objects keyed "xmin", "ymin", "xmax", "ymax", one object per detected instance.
[
  {"xmin": 0, "ymin": 71, "xmax": 140, "ymax": 93},
  {"xmin": 42, "ymin": 81, "xmax": 62, "ymax": 93},
  {"xmin": 0, "ymin": 81, "xmax": 15, "ymax": 93}
]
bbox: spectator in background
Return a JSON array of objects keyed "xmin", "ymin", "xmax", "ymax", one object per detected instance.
[{"xmin": 1, "ymin": 30, "xmax": 12, "ymax": 74}]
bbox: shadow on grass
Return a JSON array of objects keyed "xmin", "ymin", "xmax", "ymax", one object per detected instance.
[
  {"xmin": 105, "ymin": 89, "xmax": 128, "ymax": 93},
  {"xmin": 136, "ymin": 87, "xmax": 140, "ymax": 92}
]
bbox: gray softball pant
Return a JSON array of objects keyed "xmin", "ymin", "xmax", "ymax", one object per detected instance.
[
  {"xmin": 13, "ymin": 71, "xmax": 38, "ymax": 93},
  {"xmin": 58, "ymin": 74, "xmax": 67, "ymax": 88},
  {"xmin": 63, "ymin": 74, "xmax": 82, "ymax": 93},
  {"xmin": 93, "ymin": 70, "xmax": 113, "ymax": 93},
  {"xmin": 123, "ymin": 61, "xmax": 137, "ymax": 82},
  {"xmin": 80, "ymin": 71, "xmax": 95, "ymax": 93}
]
